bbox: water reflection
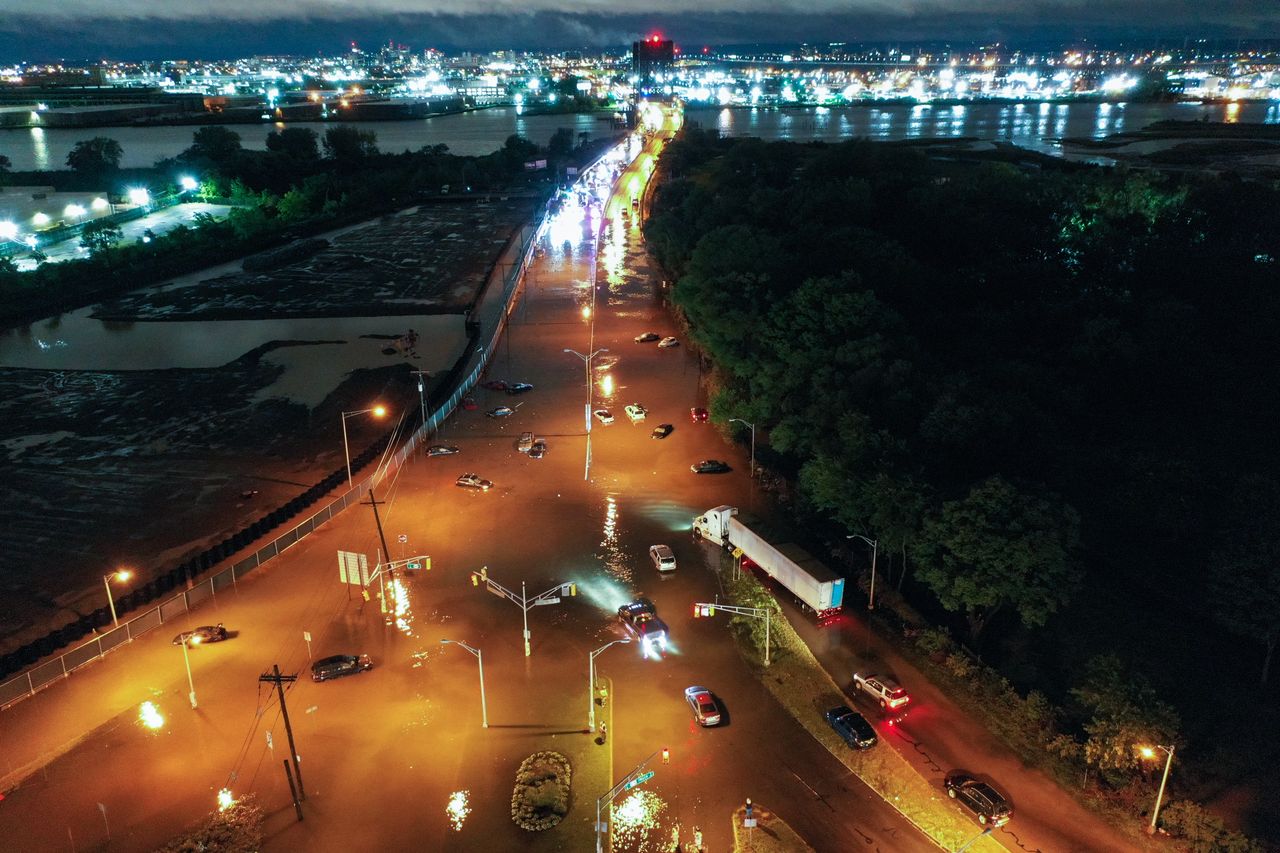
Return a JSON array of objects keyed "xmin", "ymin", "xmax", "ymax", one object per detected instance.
[
  {"xmin": 31, "ymin": 128, "xmax": 49, "ymax": 171},
  {"xmin": 597, "ymin": 492, "xmax": 631, "ymax": 584},
  {"xmin": 388, "ymin": 577, "xmax": 415, "ymax": 637}
]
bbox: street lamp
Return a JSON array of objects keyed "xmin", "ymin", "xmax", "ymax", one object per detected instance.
[
  {"xmin": 341, "ymin": 405, "xmax": 387, "ymax": 486},
  {"xmin": 177, "ymin": 634, "xmax": 199, "ymax": 709},
  {"xmin": 847, "ymin": 534, "xmax": 879, "ymax": 610},
  {"xmin": 440, "ymin": 639, "xmax": 488, "ymax": 728},
  {"xmin": 1140, "ymin": 744, "xmax": 1175, "ymax": 834},
  {"xmin": 103, "ymin": 569, "xmax": 132, "ymax": 627},
  {"xmin": 588, "ymin": 639, "xmax": 631, "ymax": 732},
  {"xmin": 729, "ymin": 418, "xmax": 756, "ymax": 478},
  {"xmin": 563, "ymin": 348, "xmax": 608, "ymax": 481}
]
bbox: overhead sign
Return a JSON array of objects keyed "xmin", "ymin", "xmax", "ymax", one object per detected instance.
[{"xmin": 623, "ymin": 771, "xmax": 655, "ymax": 791}]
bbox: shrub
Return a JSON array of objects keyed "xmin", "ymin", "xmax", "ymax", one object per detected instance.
[
  {"xmin": 157, "ymin": 794, "xmax": 263, "ymax": 853},
  {"xmin": 510, "ymin": 751, "xmax": 571, "ymax": 831},
  {"xmin": 1159, "ymin": 800, "xmax": 1264, "ymax": 853},
  {"xmin": 913, "ymin": 627, "xmax": 953, "ymax": 660}
]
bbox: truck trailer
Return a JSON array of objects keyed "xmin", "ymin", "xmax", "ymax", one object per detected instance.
[{"xmin": 691, "ymin": 505, "xmax": 845, "ymax": 619}]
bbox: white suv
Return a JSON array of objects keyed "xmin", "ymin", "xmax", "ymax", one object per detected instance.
[
  {"xmin": 649, "ymin": 544, "xmax": 677, "ymax": 573},
  {"xmin": 625, "ymin": 404, "xmax": 648, "ymax": 423},
  {"xmin": 851, "ymin": 673, "xmax": 911, "ymax": 710}
]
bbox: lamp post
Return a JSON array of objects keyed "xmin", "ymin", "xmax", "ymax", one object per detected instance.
[
  {"xmin": 440, "ymin": 639, "xmax": 488, "ymax": 728},
  {"xmin": 729, "ymin": 418, "xmax": 756, "ymax": 478},
  {"xmin": 563, "ymin": 348, "xmax": 608, "ymax": 481},
  {"xmin": 178, "ymin": 635, "xmax": 199, "ymax": 709},
  {"xmin": 103, "ymin": 570, "xmax": 132, "ymax": 627},
  {"xmin": 847, "ymin": 534, "xmax": 879, "ymax": 610},
  {"xmin": 341, "ymin": 405, "xmax": 387, "ymax": 487},
  {"xmin": 1141, "ymin": 744, "xmax": 1175, "ymax": 834},
  {"xmin": 588, "ymin": 639, "xmax": 631, "ymax": 732}
]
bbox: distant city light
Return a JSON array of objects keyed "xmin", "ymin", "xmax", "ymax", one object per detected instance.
[
  {"xmin": 179, "ymin": 176, "xmax": 198, "ymax": 191},
  {"xmin": 128, "ymin": 188, "xmax": 151, "ymax": 206},
  {"xmin": 91, "ymin": 197, "xmax": 110, "ymax": 210},
  {"xmin": 0, "ymin": 221, "xmax": 17, "ymax": 241}
]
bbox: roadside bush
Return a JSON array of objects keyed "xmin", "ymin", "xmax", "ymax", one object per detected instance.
[
  {"xmin": 913, "ymin": 627, "xmax": 953, "ymax": 660},
  {"xmin": 1159, "ymin": 800, "xmax": 1265, "ymax": 853},
  {"xmin": 157, "ymin": 794, "xmax": 263, "ymax": 853},
  {"xmin": 510, "ymin": 751, "xmax": 571, "ymax": 831}
]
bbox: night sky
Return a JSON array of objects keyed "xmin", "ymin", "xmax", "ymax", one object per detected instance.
[{"xmin": 3, "ymin": 1, "xmax": 1279, "ymax": 61}]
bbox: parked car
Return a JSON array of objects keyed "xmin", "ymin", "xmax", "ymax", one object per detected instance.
[
  {"xmin": 593, "ymin": 409, "xmax": 614, "ymax": 425},
  {"xmin": 171, "ymin": 624, "xmax": 228, "ymax": 645},
  {"xmin": 481, "ymin": 380, "xmax": 508, "ymax": 391},
  {"xmin": 486, "ymin": 406, "xmax": 515, "ymax": 418},
  {"xmin": 634, "ymin": 332, "xmax": 660, "ymax": 343},
  {"xmin": 690, "ymin": 407, "xmax": 709, "ymax": 423},
  {"xmin": 851, "ymin": 673, "xmax": 911, "ymax": 711},
  {"xmin": 944, "ymin": 773, "xmax": 1013, "ymax": 827},
  {"xmin": 625, "ymin": 404, "xmax": 648, "ymax": 423},
  {"xmin": 651, "ymin": 423, "xmax": 674, "ymax": 440},
  {"xmin": 824, "ymin": 706, "xmax": 878, "ymax": 749},
  {"xmin": 455, "ymin": 473, "xmax": 493, "ymax": 491},
  {"xmin": 311, "ymin": 653, "xmax": 373, "ymax": 682},
  {"xmin": 427, "ymin": 445, "xmax": 459, "ymax": 457},
  {"xmin": 658, "ymin": 336, "xmax": 680, "ymax": 348},
  {"xmin": 506, "ymin": 382, "xmax": 534, "ymax": 395},
  {"xmin": 649, "ymin": 544, "xmax": 677, "ymax": 573},
  {"xmin": 529, "ymin": 438, "xmax": 547, "ymax": 459},
  {"xmin": 517, "ymin": 431, "xmax": 535, "ymax": 453},
  {"xmin": 691, "ymin": 459, "xmax": 731, "ymax": 474},
  {"xmin": 685, "ymin": 686, "xmax": 722, "ymax": 726}
]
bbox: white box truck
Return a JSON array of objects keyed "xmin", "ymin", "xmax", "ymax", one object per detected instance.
[{"xmin": 692, "ymin": 505, "xmax": 845, "ymax": 619}]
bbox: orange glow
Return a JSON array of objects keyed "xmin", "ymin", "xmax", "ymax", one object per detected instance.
[
  {"xmin": 1139, "ymin": 746, "xmax": 1155, "ymax": 759},
  {"xmin": 116, "ymin": 569, "xmax": 132, "ymax": 582},
  {"xmin": 372, "ymin": 405, "xmax": 387, "ymax": 418},
  {"xmin": 582, "ymin": 306, "xmax": 592, "ymax": 320}
]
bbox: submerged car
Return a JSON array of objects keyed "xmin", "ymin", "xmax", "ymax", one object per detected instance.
[
  {"xmin": 691, "ymin": 459, "xmax": 731, "ymax": 474},
  {"xmin": 529, "ymin": 438, "xmax": 548, "ymax": 459},
  {"xmin": 481, "ymin": 380, "xmax": 508, "ymax": 391},
  {"xmin": 658, "ymin": 336, "xmax": 680, "ymax": 348},
  {"xmin": 593, "ymin": 409, "xmax": 614, "ymax": 425},
  {"xmin": 486, "ymin": 406, "xmax": 515, "ymax": 418},
  {"xmin": 427, "ymin": 445, "xmax": 460, "ymax": 457},
  {"xmin": 690, "ymin": 407, "xmax": 709, "ymax": 423},
  {"xmin": 506, "ymin": 382, "xmax": 535, "ymax": 395},
  {"xmin": 944, "ymin": 773, "xmax": 1013, "ymax": 827},
  {"xmin": 685, "ymin": 686, "xmax": 722, "ymax": 726},
  {"xmin": 651, "ymin": 423, "xmax": 674, "ymax": 440},
  {"xmin": 618, "ymin": 598, "xmax": 669, "ymax": 657},
  {"xmin": 625, "ymin": 404, "xmax": 648, "ymax": 423},
  {"xmin": 634, "ymin": 332, "xmax": 660, "ymax": 343},
  {"xmin": 455, "ymin": 473, "xmax": 493, "ymax": 491},
  {"xmin": 310, "ymin": 653, "xmax": 373, "ymax": 682},
  {"xmin": 649, "ymin": 544, "xmax": 677, "ymax": 572},
  {"xmin": 172, "ymin": 624, "xmax": 228, "ymax": 645}
]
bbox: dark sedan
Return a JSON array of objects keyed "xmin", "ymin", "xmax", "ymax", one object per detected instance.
[
  {"xmin": 825, "ymin": 705, "xmax": 878, "ymax": 749},
  {"xmin": 651, "ymin": 423, "xmax": 674, "ymax": 440},
  {"xmin": 506, "ymin": 382, "xmax": 535, "ymax": 395},
  {"xmin": 691, "ymin": 459, "xmax": 731, "ymax": 474},
  {"xmin": 944, "ymin": 772, "xmax": 1013, "ymax": 827},
  {"xmin": 172, "ymin": 624, "xmax": 228, "ymax": 645}
]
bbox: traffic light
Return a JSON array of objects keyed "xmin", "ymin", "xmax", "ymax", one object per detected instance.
[
  {"xmin": 693, "ymin": 604, "xmax": 700, "ymax": 618},
  {"xmin": 471, "ymin": 573, "xmax": 478, "ymax": 587},
  {"xmin": 662, "ymin": 747, "xmax": 670, "ymax": 765},
  {"xmin": 569, "ymin": 583, "xmax": 576, "ymax": 597},
  {"xmin": 481, "ymin": 566, "xmax": 488, "ymax": 582}
]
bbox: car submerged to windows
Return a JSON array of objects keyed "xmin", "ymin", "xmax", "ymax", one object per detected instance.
[
  {"xmin": 651, "ymin": 423, "xmax": 674, "ymax": 440},
  {"xmin": 311, "ymin": 653, "xmax": 373, "ymax": 682},
  {"xmin": 486, "ymin": 406, "xmax": 515, "ymax": 418},
  {"xmin": 506, "ymin": 382, "xmax": 534, "ymax": 395},
  {"xmin": 634, "ymin": 332, "xmax": 660, "ymax": 343},
  {"xmin": 593, "ymin": 409, "xmax": 614, "ymax": 425},
  {"xmin": 456, "ymin": 473, "xmax": 493, "ymax": 491},
  {"xmin": 171, "ymin": 624, "xmax": 228, "ymax": 645},
  {"xmin": 691, "ymin": 459, "xmax": 731, "ymax": 474},
  {"xmin": 658, "ymin": 336, "xmax": 680, "ymax": 348},
  {"xmin": 427, "ymin": 445, "xmax": 459, "ymax": 457}
]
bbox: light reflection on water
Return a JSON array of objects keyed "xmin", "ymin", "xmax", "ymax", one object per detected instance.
[
  {"xmin": 613, "ymin": 790, "xmax": 672, "ymax": 853},
  {"xmin": 598, "ymin": 492, "xmax": 632, "ymax": 585}
]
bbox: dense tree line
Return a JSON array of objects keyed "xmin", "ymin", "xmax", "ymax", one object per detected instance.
[{"xmin": 646, "ymin": 130, "xmax": 1280, "ymax": 830}]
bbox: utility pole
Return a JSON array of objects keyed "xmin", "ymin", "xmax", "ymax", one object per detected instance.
[
  {"xmin": 363, "ymin": 489, "xmax": 395, "ymax": 603},
  {"xmin": 259, "ymin": 665, "xmax": 304, "ymax": 800},
  {"xmin": 410, "ymin": 370, "xmax": 430, "ymax": 433}
]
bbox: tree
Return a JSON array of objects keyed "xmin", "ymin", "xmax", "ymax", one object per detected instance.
[
  {"xmin": 65, "ymin": 137, "xmax": 123, "ymax": 177},
  {"xmin": 1071, "ymin": 654, "xmax": 1180, "ymax": 776},
  {"xmin": 501, "ymin": 134, "xmax": 538, "ymax": 166},
  {"xmin": 548, "ymin": 127, "xmax": 575, "ymax": 159},
  {"xmin": 912, "ymin": 476, "xmax": 1081, "ymax": 644},
  {"xmin": 1207, "ymin": 475, "xmax": 1280, "ymax": 685},
  {"xmin": 80, "ymin": 220, "xmax": 123, "ymax": 256},
  {"xmin": 322, "ymin": 125, "xmax": 378, "ymax": 163},
  {"xmin": 266, "ymin": 127, "xmax": 319, "ymax": 161},
  {"xmin": 183, "ymin": 126, "xmax": 243, "ymax": 166},
  {"xmin": 0, "ymin": 153, "xmax": 10, "ymax": 185}
]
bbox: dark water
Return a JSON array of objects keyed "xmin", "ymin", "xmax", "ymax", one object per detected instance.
[{"xmin": 0, "ymin": 107, "xmax": 609, "ymax": 171}]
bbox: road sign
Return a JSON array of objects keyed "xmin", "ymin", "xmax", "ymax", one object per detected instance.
[
  {"xmin": 337, "ymin": 551, "xmax": 370, "ymax": 586},
  {"xmin": 623, "ymin": 771, "xmax": 655, "ymax": 791},
  {"xmin": 744, "ymin": 818, "xmax": 757, "ymax": 828},
  {"xmin": 533, "ymin": 597, "xmax": 561, "ymax": 606}
]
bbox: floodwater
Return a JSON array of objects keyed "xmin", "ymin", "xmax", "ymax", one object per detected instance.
[
  {"xmin": 0, "ymin": 107, "xmax": 609, "ymax": 171},
  {"xmin": 0, "ymin": 309, "xmax": 462, "ymax": 409}
]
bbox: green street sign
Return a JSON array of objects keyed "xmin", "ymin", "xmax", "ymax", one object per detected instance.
[
  {"xmin": 623, "ymin": 771, "xmax": 655, "ymax": 791},
  {"xmin": 407, "ymin": 562, "xmax": 421, "ymax": 570}
]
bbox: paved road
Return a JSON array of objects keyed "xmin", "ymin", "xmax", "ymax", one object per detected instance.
[{"xmin": 0, "ymin": 114, "xmax": 934, "ymax": 853}]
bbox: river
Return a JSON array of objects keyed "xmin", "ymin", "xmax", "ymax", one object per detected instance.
[{"xmin": 3, "ymin": 101, "xmax": 1278, "ymax": 173}]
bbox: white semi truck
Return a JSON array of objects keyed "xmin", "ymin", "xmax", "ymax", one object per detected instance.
[{"xmin": 691, "ymin": 505, "xmax": 845, "ymax": 619}]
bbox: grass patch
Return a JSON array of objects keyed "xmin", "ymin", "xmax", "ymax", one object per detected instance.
[
  {"xmin": 720, "ymin": 561, "xmax": 1002, "ymax": 852},
  {"xmin": 730, "ymin": 803, "xmax": 815, "ymax": 852}
]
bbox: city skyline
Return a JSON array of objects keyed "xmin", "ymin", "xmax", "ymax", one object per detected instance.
[{"xmin": 4, "ymin": 1, "xmax": 1280, "ymax": 62}]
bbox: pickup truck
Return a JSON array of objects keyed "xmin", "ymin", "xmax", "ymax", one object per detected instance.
[{"xmin": 618, "ymin": 598, "xmax": 669, "ymax": 657}]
